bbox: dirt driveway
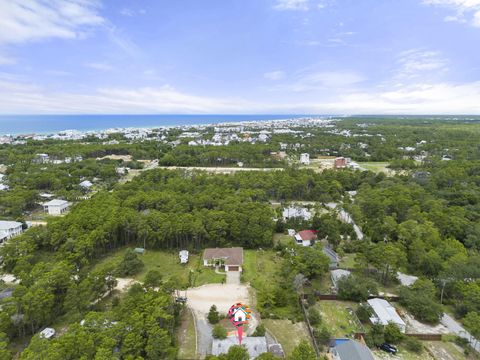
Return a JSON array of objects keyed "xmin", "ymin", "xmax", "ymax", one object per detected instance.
[
  {"xmin": 187, "ymin": 283, "xmax": 250, "ymax": 317},
  {"xmin": 186, "ymin": 283, "xmax": 251, "ymax": 357}
]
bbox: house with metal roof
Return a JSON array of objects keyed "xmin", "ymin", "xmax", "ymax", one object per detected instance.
[
  {"xmin": 0, "ymin": 221, "xmax": 23, "ymax": 244},
  {"xmin": 367, "ymin": 298, "xmax": 406, "ymax": 333},
  {"xmin": 330, "ymin": 339, "xmax": 375, "ymax": 360}
]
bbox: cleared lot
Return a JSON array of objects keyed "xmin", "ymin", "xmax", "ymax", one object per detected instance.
[{"xmin": 187, "ymin": 283, "xmax": 251, "ymax": 317}]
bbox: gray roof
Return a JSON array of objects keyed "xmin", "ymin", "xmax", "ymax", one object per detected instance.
[
  {"xmin": 43, "ymin": 199, "xmax": 69, "ymax": 207},
  {"xmin": 333, "ymin": 340, "xmax": 375, "ymax": 360},
  {"xmin": 212, "ymin": 336, "xmax": 267, "ymax": 359},
  {"xmin": 0, "ymin": 221, "xmax": 22, "ymax": 230}
]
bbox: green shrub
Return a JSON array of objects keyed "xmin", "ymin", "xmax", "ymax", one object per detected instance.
[
  {"xmin": 308, "ymin": 308, "xmax": 322, "ymax": 326},
  {"xmin": 403, "ymin": 337, "xmax": 423, "ymax": 353},
  {"xmin": 384, "ymin": 323, "xmax": 404, "ymax": 344},
  {"xmin": 253, "ymin": 324, "xmax": 266, "ymax": 337},
  {"xmin": 337, "ymin": 275, "xmax": 378, "ymax": 302},
  {"xmin": 212, "ymin": 324, "xmax": 227, "ymax": 339},
  {"xmin": 115, "ymin": 249, "xmax": 144, "ymax": 276},
  {"xmin": 355, "ymin": 303, "xmax": 372, "ymax": 323},
  {"xmin": 208, "ymin": 305, "xmax": 220, "ymax": 324}
]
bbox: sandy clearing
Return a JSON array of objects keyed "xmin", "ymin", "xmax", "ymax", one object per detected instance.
[
  {"xmin": 404, "ymin": 313, "xmax": 450, "ymax": 334},
  {"xmin": 115, "ymin": 278, "xmax": 138, "ymax": 292},
  {"xmin": 186, "ymin": 283, "xmax": 251, "ymax": 319},
  {"xmin": 0, "ymin": 273, "xmax": 18, "ymax": 284}
]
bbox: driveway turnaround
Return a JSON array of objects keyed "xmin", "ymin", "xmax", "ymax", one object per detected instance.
[{"xmin": 186, "ymin": 283, "xmax": 251, "ymax": 357}]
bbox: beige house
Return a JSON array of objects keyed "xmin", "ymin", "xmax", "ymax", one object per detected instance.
[{"xmin": 203, "ymin": 247, "xmax": 243, "ymax": 272}]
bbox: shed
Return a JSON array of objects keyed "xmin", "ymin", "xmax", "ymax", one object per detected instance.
[
  {"xmin": 179, "ymin": 250, "xmax": 189, "ymax": 264},
  {"xmin": 39, "ymin": 327, "xmax": 56, "ymax": 340},
  {"xmin": 134, "ymin": 248, "xmax": 145, "ymax": 254}
]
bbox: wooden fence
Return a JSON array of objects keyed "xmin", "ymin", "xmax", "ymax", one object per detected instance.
[
  {"xmin": 406, "ymin": 333, "xmax": 443, "ymax": 341},
  {"xmin": 298, "ymin": 296, "xmax": 321, "ymax": 357}
]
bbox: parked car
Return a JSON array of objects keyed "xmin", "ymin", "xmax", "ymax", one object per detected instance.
[{"xmin": 379, "ymin": 343, "xmax": 398, "ymax": 354}]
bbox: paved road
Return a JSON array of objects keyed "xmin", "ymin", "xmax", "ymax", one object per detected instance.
[
  {"xmin": 196, "ymin": 317, "xmax": 213, "ymax": 357},
  {"xmin": 441, "ymin": 313, "xmax": 480, "ymax": 352}
]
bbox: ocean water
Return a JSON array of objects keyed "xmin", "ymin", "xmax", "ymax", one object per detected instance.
[{"xmin": 0, "ymin": 114, "xmax": 313, "ymax": 135}]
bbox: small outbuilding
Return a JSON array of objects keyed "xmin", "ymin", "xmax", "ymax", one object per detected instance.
[
  {"xmin": 39, "ymin": 327, "xmax": 56, "ymax": 340},
  {"xmin": 179, "ymin": 250, "xmax": 189, "ymax": 264}
]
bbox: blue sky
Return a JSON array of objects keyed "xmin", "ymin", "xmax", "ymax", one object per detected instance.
[{"xmin": 0, "ymin": 0, "xmax": 479, "ymax": 114}]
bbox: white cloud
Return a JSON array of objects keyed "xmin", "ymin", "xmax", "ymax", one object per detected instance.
[
  {"xmin": 274, "ymin": 0, "xmax": 310, "ymax": 11},
  {"xmin": 0, "ymin": 54, "xmax": 16, "ymax": 65},
  {"xmin": 285, "ymin": 70, "xmax": 365, "ymax": 92},
  {"xmin": 0, "ymin": 0, "xmax": 104, "ymax": 45},
  {"xmin": 120, "ymin": 7, "xmax": 146, "ymax": 17},
  {"xmin": 85, "ymin": 62, "xmax": 113, "ymax": 71},
  {"xmin": 264, "ymin": 70, "xmax": 286, "ymax": 80},
  {"xmin": 0, "ymin": 77, "xmax": 480, "ymax": 114},
  {"xmin": 396, "ymin": 50, "xmax": 448, "ymax": 79},
  {"xmin": 422, "ymin": 0, "xmax": 480, "ymax": 26}
]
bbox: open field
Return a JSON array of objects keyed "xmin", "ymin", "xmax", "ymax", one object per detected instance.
[
  {"xmin": 273, "ymin": 233, "xmax": 294, "ymax": 246},
  {"xmin": 93, "ymin": 247, "xmax": 224, "ymax": 287},
  {"xmin": 314, "ymin": 300, "xmax": 363, "ymax": 337},
  {"xmin": 263, "ymin": 319, "xmax": 310, "ymax": 356},
  {"xmin": 357, "ymin": 162, "xmax": 394, "ymax": 175},
  {"xmin": 242, "ymin": 249, "xmax": 283, "ymax": 287}
]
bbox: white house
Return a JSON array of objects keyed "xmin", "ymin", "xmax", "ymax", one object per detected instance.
[
  {"xmin": 367, "ymin": 298, "xmax": 406, "ymax": 333},
  {"xmin": 0, "ymin": 221, "xmax": 23, "ymax": 243},
  {"xmin": 300, "ymin": 153, "xmax": 310, "ymax": 165},
  {"xmin": 294, "ymin": 230, "xmax": 317, "ymax": 247},
  {"xmin": 43, "ymin": 199, "xmax": 70, "ymax": 215},
  {"xmin": 282, "ymin": 206, "xmax": 312, "ymax": 221}
]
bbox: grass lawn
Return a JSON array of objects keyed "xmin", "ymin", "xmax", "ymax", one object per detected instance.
[
  {"xmin": 308, "ymin": 275, "xmax": 332, "ymax": 294},
  {"xmin": 314, "ymin": 300, "xmax": 362, "ymax": 337},
  {"xmin": 263, "ymin": 319, "xmax": 310, "ymax": 356},
  {"xmin": 242, "ymin": 249, "xmax": 283, "ymax": 287},
  {"xmin": 242, "ymin": 249, "xmax": 300, "ymax": 319},
  {"xmin": 339, "ymin": 253, "xmax": 357, "ymax": 268},
  {"xmin": 273, "ymin": 233, "xmax": 294, "ymax": 246},
  {"xmin": 177, "ymin": 307, "xmax": 197, "ymax": 360},
  {"xmin": 373, "ymin": 348, "xmax": 435, "ymax": 360},
  {"xmin": 357, "ymin": 162, "xmax": 393, "ymax": 174},
  {"xmin": 92, "ymin": 247, "xmax": 224, "ymax": 287}
]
